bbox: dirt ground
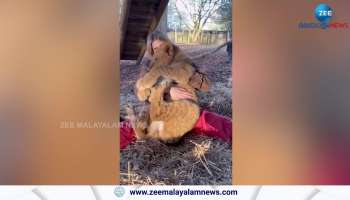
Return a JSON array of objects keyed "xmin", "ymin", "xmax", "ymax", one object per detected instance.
[{"xmin": 120, "ymin": 44, "xmax": 232, "ymax": 185}]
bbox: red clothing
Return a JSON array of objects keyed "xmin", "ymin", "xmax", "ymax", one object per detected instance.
[{"xmin": 120, "ymin": 110, "xmax": 232, "ymax": 149}]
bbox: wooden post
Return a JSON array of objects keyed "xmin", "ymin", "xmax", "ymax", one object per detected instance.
[
  {"xmin": 175, "ymin": 29, "xmax": 177, "ymax": 43},
  {"xmin": 187, "ymin": 30, "xmax": 190, "ymax": 44},
  {"xmin": 120, "ymin": 0, "xmax": 132, "ymax": 60},
  {"xmin": 210, "ymin": 31, "xmax": 212, "ymax": 44},
  {"xmin": 182, "ymin": 31, "xmax": 184, "ymax": 43},
  {"xmin": 206, "ymin": 32, "xmax": 209, "ymax": 44}
]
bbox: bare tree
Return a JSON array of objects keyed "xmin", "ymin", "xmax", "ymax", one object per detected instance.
[{"xmin": 175, "ymin": 0, "xmax": 224, "ymax": 42}]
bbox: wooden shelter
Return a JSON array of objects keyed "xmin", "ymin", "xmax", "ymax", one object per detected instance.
[{"xmin": 120, "ymin": 0, "xmax": 169, "ymax": 61}]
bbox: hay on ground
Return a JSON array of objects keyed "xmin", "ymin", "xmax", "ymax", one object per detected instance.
[{"xmin": 120, "ymin": 133, "xmax": 232, "ymax": 185}]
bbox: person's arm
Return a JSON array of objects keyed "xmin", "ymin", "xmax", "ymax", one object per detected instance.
[{"xmin": 169, "ymin": 87, "xmax": 195, "ymax": 101}]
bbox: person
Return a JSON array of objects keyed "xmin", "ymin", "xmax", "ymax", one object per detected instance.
[
  {"xmin": 120, "ymin": 86, "xmax": 232, "ymax": 149},
  {"xmin": 120, "ymin": 36, "xmax": 232, "ymax": 149}
]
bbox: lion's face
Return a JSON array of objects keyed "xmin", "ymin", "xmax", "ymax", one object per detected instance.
[{"xmin": 152, "ymin": 40, "xmax": 173, "ymax": 66}]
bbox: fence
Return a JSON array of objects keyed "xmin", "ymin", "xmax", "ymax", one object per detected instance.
[{"xmin": 167, "ymin": 30, "xmax": 229, "ymax": 45}]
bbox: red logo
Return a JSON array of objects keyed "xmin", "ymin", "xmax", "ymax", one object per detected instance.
[{"xmin": 328, "ymin": 22, "xmax": 349, "ymax": 28}]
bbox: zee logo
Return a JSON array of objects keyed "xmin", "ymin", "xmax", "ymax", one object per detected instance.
[
  {"xmin": 318, "ymin": 10, "xmax": 332, "ymax": 17},
  {"xmin": 314, "ymin": 3, "xmax": 333, "ymax": 24},
  {"xmin": 299, "ymin": 3, "xmax": 348, "ymax": 29}
]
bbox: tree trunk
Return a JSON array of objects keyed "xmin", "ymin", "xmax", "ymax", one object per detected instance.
[{"xmin": 190, "ymin": 28, "xmax": 201, "ymax": 43}]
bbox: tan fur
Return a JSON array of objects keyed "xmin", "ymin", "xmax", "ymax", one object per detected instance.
[
  {"xmin": 135, "ymin": 31, "xmax": 198, "ymax": 102},
  {"xmin": 130, "ymin": 31, "xmax": 204, "ymax": 143},
  {"xmin": 126, "ymin": 82, "xmax": 200, "ymax": 143}
]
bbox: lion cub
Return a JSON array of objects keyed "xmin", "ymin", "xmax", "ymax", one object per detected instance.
[
  {"xmin": 135, "ymin": 31, "xmax": 200, "ymax": 102},
  {"xmin": 126, "ymin": 81, "xmax": 200, "ymax": 143}
]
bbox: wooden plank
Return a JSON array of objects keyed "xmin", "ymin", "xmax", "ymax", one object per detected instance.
[
  {"xmin": 122, "ymin": 53, "xmax": 140, "ymax": 60},
  {"xmin": 132, "ymin": 0, "xmax": 159, "ymax": 3},
  {"xmin": 124, "ymin": 31, "xmax": 148, "ymax": 38},
  {"xmin": 128, "ymin": 14, "xmax": 153, "ymax": 21},
  {"xmin": 129, "ymin": 6, "xmax": 155, "ymax": 13},
  {"xmin": 123, "ymin": 42, "xmax": 145, "ymax": 49},
  {"xmin": 124, "ymin": 37, "xmax": 147, "ymax": 43},
  {"xmin": 121, "ymin": 43, "xmax": 145, "ymax": 56},
  {"xmin": 126, "ymin": 22, "xmax": 151, "ymax": 28},
  {"xmin": 122, "ymin": 51, "xmax": 140, "ymax": 56},
  {"xmin": 131, "ymin": 0, "xmax": 159, "ymax": 6},
  {"xmin": 122, "ymin": 52, "xmax": 139, "ymax": 57},
  {"xmin": 126, "ymin": 22, "xmax": 150, "ymax": 29}
]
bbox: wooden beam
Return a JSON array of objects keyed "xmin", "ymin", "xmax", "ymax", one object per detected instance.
[
  {"xmin": 120, "ymin": 0, "xmax": 132, "ymax": 58},
  {"xmin": 136, "ymin": 0, "xmax": 169, "ymax": 61},
  {"xmin": 149, "ymin": 0, "xmax": 169, "ymax": 33}
]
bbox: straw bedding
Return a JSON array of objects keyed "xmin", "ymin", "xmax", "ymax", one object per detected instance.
[{"xmin": 120, "ymin": 133, "xmax": 232, "ymax": 185}]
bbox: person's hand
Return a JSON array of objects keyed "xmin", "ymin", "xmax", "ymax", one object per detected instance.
[{"xmin": 169, "ymin": 87, "xmax": 195, "ymax": 101}]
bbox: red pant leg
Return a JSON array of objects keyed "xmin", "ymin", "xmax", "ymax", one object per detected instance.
[
  {"xmin": 120, "ymin": 121, "xmax": 136, "ymax": 149},
  {"xmin": 119, "ymin": 110, "xmax": 232, "ymax": 149},
  {"xmin": 192, "ymin": 110, "xmax": 232, "ymax": 143}
]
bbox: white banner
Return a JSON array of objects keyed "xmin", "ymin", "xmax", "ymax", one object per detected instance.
[{"xmin": 0, "ymin": 186, "xmax": 350, "ymax": 200}]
